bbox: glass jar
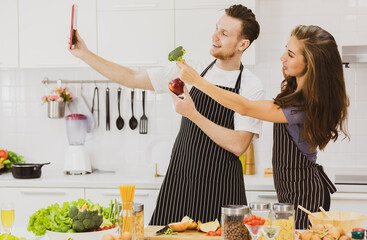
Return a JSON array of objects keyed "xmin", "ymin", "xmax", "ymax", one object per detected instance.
[
  {"xmin": 249, "ymin": 202, "xmax": 271, "ymax": 240},
  {"xmin": 133, "ymin": 203, "xmax": 144, "ymax": 240},
  {"xmin": 249, "ymin": 202, "xmax": 271, "ymax": 220},
  {"xmin": 222, "ymin": 205, "xmax": 250, "ymax": 240},
  {"xmin": 272, "ymin": 203, "xmax": 294, "ymax": 240},
  {"xmin": 119, "ymin": 202, "xmax": 135, "ymax": 240},
  {"xmin": 117, "ymin": 203, "xmax": 122, "ymax": 235}
]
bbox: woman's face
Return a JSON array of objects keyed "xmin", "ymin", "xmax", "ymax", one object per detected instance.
[{"xmin": 280, "ymin": 36, "xmax": 307, "ymax": 78}]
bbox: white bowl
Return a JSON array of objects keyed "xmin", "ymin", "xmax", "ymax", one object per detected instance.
[{"xmin": 46, "ymin": 227, "xmax": 118, "ymax": 240}]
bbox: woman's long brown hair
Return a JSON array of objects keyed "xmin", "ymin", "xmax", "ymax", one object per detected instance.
[{"xmin": 274, "ymin": 25, "xmax": 350, "ymax": 150}]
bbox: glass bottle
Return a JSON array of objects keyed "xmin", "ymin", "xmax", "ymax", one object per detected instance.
[
  {"xmin": 119, "ymin": 202, "xmax": 135, "ymax": 240},
  {"xmin": 222, "ymin": 205, "xmax": 250, "ymax": 240},
  {"xmin": 271, "ymin": 203, "xmax": 294, "ymax": 240},
  {"xmin": 133, "ymin": 203, "xmax": 144, "ymax": 240}
]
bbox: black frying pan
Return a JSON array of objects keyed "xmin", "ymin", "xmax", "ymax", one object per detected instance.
[{"xmin": 11, "ymin": 162, "xmax": 50, "ymax": 179}]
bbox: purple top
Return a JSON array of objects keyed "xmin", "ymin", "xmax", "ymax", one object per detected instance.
[{"xmin": 282, "ymin": 107, "xmax": 317, "ymax": 162}]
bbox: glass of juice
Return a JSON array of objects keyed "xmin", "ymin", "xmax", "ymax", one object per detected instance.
[{"xmin": 1, "ymin": 202, "xmax": 15, "ymax": 234}]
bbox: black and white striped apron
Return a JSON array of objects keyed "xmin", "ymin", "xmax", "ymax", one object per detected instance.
[
  {"xmin": 272, "ymin": 123, "xmax": 337, "ymax": 229},
  {"xmin": 150, "ymin": 60, "xmax": 247, "ymax": 225}
]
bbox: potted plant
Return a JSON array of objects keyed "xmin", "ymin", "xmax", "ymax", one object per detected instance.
[{"xmin": 42, "ymin": 87, "xmax": 73, "ymax": 118}]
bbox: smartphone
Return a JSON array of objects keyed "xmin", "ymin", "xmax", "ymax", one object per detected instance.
[{"xmin": 69, "ymin": 4, "xmax": 78, "ymax": 49}]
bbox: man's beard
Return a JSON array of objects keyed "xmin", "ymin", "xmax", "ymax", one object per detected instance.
[{"xmin": 210, "ymin": 49, "xmax": 236, "ymax": 60}]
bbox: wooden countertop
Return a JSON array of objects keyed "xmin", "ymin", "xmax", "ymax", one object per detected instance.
[{"xmin": 144, "ymin": 226, "xmax": 221, "ymax": 239}]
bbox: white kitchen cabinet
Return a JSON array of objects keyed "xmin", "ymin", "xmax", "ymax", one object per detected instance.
[
  {"xmin": 246, "ymin": 190, "xmax": 279, "ymax": 205},
  {"xmin": 0, "ymin": 187, "xmax": 84, "ymax": 228},
  {"xmin": 330, "ymin": 192, "xmax": 367, "ymax": 215},
  {"xmin": 0, "ymin": 0, "xmax": 19, "ymax": 68},
  {"xmin": 18, "ymin": 0, "xmax": 97, "ymax": 68},
  {"xmin": 85, "ymin": 188, "xmax": 160, "ymax": 226},
  {"xmin": 174, "ymin": 0, "xmax": 256, "ymax": 65},
  {"xmin": 97, "ymin": 1, "xmax": 174, "ymax": 67}
]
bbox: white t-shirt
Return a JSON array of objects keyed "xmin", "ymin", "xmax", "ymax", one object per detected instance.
[{"xmin": 147, "ymin": 60, "xmax": 265, "ymax": 137}]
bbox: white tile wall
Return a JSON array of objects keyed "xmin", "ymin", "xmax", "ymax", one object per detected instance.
[{"xmin": 1, "ymin": 0, "xmax": 367, "ymax": 177}]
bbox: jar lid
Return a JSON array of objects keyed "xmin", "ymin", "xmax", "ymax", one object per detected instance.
[
  {"xmin": 66, "ymin": 114, "xmax": 87, "ymax": 120},
  {"xmin": 272, "ymin": 203, "xmax": 294, "ymax": 212},
  {"xmin": 249, "ymin": 202, "xmax": 271, "ymax": 210},
  {"xmin": 133, "ymin": 203, "xmax": 144, "ymax": 212},
  {"xmin": 351, "ymin": 231, "xmax": 364, "ymax": 239},
  {"xmin": 222, "ymin": 205, "xmax": 249, "ymax": 215}
]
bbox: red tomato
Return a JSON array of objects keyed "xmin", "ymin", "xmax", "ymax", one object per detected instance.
[
  {"xmin": 0, "ymin": 149, "xmax": 8, "ymax": 160},
  {"xmin": 243, "ymin": 217, "xmax": 249, "ymax": 223},
  {"xmin": 260, "ymin": 219, "xmax": 265, "ymax": 225},
  {"xmin": 215, "ymin": 228, "xmax": 222, "ymax": 236},
  {"xmin": 206, "ymin": 231, "xmax": 217, "ymax": 236}
]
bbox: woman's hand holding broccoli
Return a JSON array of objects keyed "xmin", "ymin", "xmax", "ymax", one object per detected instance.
[{"xmin": 176, "ymin": 61, "xmax": 204, "ymax": 87}]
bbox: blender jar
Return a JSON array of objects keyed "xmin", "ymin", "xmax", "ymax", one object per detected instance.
[{"xmin": 65, "ymin": 114, "xmax": 87, "ymax": 145}]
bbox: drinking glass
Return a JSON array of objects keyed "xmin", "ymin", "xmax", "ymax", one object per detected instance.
[
  {"xmin": 245, "ymin": 224, "xmax": 263, "ymax": 240},
  {"xmin": 1, "ymin": 202, "xmax": 15, "ymax": 234},
  {"xmin": 261, "ymin": 225, "xmax": 282, "ymax": 240}
]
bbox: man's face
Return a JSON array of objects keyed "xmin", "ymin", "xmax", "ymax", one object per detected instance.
[{"xmin": 210, "ymin": 15, "xmax": 247, "ymax": 60}]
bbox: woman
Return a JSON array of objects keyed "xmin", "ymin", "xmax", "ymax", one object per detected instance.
[{"xmin": 173, "ymin": 25, "xmax": 349, "ymax": 229}]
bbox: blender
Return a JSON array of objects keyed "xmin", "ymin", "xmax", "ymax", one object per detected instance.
[{"xmin": 64, "ymin": 114, "xmax": 92, "ymax": 175}]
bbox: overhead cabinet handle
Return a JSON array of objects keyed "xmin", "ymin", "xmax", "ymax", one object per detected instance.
[
  {"xmin": 21, "ymin": 191, "xmax": 67, "ymax": 195},
  {"xmin": 257, "ymin": 193, "xmax": 278, "ymax": 198}
]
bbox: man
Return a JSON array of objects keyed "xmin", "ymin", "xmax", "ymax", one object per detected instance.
[{"xmin": 70, "ymin": 4, "xmax": 264, "ymax": 225}]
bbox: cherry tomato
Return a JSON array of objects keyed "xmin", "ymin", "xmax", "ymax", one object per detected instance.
[
  {"xmin": 206, "ymin": 231, "xmax": 217, "ymax": 236},
  {"xmin": 0, "ymin": 149, "xmax": 8, "ymax": 160}
]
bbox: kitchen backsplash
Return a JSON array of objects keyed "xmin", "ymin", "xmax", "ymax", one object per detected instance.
[{"xmin": 1, "ymin": 0, "xmax": 367, "ymax": 177}]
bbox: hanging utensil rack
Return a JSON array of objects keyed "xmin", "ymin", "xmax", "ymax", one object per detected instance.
[{"xmin": 41, "ymin": 77, "xmax": 110, "ymax": 85}]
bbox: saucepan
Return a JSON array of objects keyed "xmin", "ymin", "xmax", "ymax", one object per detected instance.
[{"xmin": 11, "ymin": 162, "xmax": 50, "ymax": 179}]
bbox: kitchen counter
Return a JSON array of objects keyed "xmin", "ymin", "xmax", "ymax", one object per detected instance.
[{"xmin": 1, "ymin": 169, "xmax": 367, "ymax": 193}]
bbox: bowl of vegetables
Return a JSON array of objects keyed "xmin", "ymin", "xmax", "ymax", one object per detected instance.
[
  {"xmin": 46, "ymin": 227, "xmax": 118, "ymax": 240},
  {"xmin": 28, "ymin": 199, "xmax": 120, "ymax": 240}
]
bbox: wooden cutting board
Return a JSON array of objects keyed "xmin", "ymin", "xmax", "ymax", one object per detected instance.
[{"xmin": 144, "ymin": 226, "xmax": 221, "ymax": 239}]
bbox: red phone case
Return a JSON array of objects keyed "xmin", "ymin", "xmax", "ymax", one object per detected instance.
[{"xmin": 69, "ymin": 4, "xmax": 78, "ymax": 49}]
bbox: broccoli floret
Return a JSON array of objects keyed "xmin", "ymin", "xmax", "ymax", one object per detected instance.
[
  {"xmin": 69, "ymin": 206, "xmax": 104, "ymax": 232},
  {"xmin": 72, "ymin": 221, "xmax": 85, "ymax": 232},
  {"xmin": 168, "ymin": 46, "xmax": 186, "ymax": 62},
  {"xmin": 69, "ymin": 206, "xmax": 78, "ymax": 219}
]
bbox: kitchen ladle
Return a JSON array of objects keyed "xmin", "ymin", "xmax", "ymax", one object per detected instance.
[
  {"xmin": 129, "ymin": 89, "xmax": 138, "ymax": 130},
  {"xmin": 116, "ymin": 87, "xmax": 124, "ymax": 130}
]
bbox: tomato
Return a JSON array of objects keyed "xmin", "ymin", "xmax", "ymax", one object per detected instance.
[
  {"xmin": 243, "ymin": 217, "xmax": 249, "ymax": 223},
  {"xmin": 0, "ymin": 149, "xmax": 8, "ymax": 160},
  {"xmin": 260, "ymin": 219, "xmax": 265, "ymax": 225},
  {"xmin": 206, "ymin": 231, "xmax": 217, "ymax": 236},
  {"xmin": 215, "ymin": 228, "xmax": 222, "ymax": 236}
]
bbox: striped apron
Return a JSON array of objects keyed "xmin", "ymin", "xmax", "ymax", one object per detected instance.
[
  {"xmin": 150, "ymin": 60, "xmax": 247, "ymax": 225},
  {"xmin": 272, "ymin": 123, "xmax": 337, "ymax": 229}
]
